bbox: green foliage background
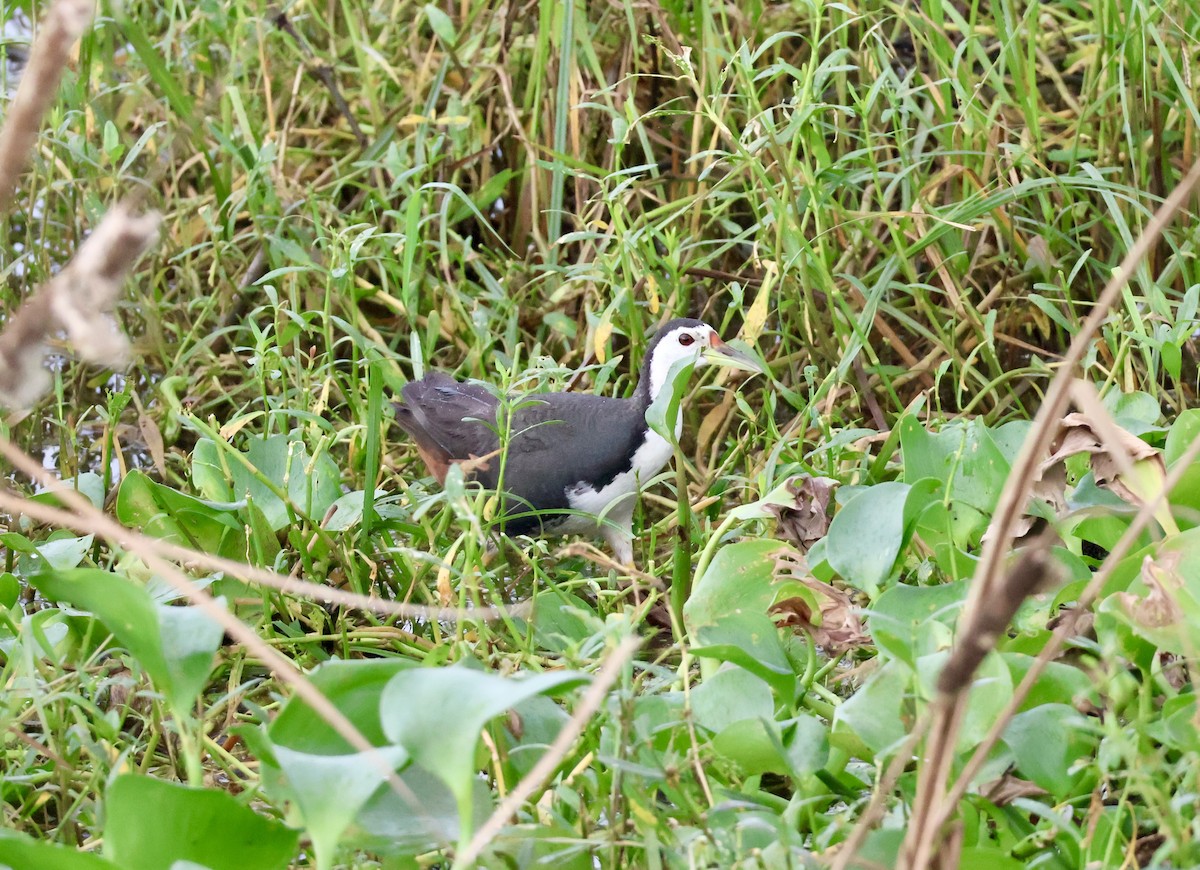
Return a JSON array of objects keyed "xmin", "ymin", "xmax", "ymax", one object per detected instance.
[{"xmin": 1, "ymin": 0, "xmax": 1199, "ymax": 866}]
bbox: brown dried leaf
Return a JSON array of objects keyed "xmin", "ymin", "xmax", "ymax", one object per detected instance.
[
  {"xmin": 1033, "ymin": 409, "xmax": 1171, "ymax": 532},
  {"xmin": 137, "ymin": 411, "xmax": 167, "ymax": 478},
  {"xmin": 1116, "ymin": 553, "xmax": 1184, "ymax": 630},
  {"xmin": 979, "ymin": 772, "xmax": 1047, "ymax": 806},
  {"xmin": 773, "ymin": 554, "xmax": 869, "ymax": 656},
  {"xmin": 767, "ymin": 474, "xmax": 838, "ymax": 551}
]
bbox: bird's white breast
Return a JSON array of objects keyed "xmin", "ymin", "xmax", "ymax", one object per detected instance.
[{"xmin": 560, "ymin": 427, "xmax": 675, "ymax": 533}]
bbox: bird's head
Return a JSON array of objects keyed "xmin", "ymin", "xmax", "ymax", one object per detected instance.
[{"xmin": 643, "ymin": 318, "xmax": 763, "ymax": 401}]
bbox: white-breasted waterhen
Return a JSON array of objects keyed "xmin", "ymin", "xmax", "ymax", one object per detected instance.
[{"xmin": 393, "ymin": 318, "xmax": 762, "ymax": 564}]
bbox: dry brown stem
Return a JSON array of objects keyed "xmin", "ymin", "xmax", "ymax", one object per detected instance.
[
  {"xmin": 454, "ymin": 635, "xmax": 642, "ymax": 867},
  {"xmin": 0, "ymin": 202, "xmax": 161, "ymax": 409},
  {"xmin": 897, "ymin": 154, "xmax": 1200, "ymax": 870},
  {"xmin": 0, "ymin": 0, "xmax": 94, "ymax": 212}
]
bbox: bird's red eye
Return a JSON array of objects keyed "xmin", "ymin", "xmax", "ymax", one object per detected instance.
[{"xmin": 678, "ymin": 333, "xmax": 696, "ymax": 346}]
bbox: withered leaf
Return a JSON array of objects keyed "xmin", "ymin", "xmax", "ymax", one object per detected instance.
[
  {"xmin": 979, "ymin": 772, "xmax": 1048, "ymax": 806},
  {"xmin": 772, "ymin": 553, "xmax": 869, "ymax": 656},
  {"xmin": 767, "ymin": 474, "xmax": 838, "ymax": 551}
]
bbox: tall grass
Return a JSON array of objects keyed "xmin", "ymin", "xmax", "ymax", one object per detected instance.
[{"xmin": 1, "ymin": 0, "xmax": 1199, "ymax": 865}]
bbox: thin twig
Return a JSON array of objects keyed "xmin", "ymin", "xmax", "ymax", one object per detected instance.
[
  {"xmin": 898, "ymin": 155, "xmax": 1200, "ymax": 870},
  {"xmin": 0, "ymin": 435, "xmax": 445, "ymax": 842},
  {"xmin": 1, "ymin": 489, "xmax": 529, "ymax": 623},
  {"xmin": 454, "ymin": 635, "xmax": 641, "ymax": 867},
  {"xmin": 0, "ymin": 0, "xmax": 93, "ymax": 212}
]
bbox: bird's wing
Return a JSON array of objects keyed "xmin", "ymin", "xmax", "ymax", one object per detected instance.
[
  {"xmin": 395, "ymin": 378, "xmax": 653, "ymax": 533},
  {"xmin": 481, "ymin": 393, "xmax": 649, "ymax": 511}
]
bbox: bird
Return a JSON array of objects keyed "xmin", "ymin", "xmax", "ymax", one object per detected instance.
[{"xmin": 392, "ymin": 318, "xmax": 762, "ymax": 565}]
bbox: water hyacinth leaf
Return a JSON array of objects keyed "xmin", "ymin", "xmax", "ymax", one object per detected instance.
[
  {"xmin": 192, "ymin": 432, "xmax": 342, "ymax": 531},
  {"xmin": 192, "ymin": 437, "xmax": 235, "ymax": 502},
  {"xmin": 900, "ymin": 416, "xmax": 1013, "ymax": 514},
  {"xmin": 833, "ymin": 658, "xmax": 910, "ymax": 756},
  {"xmin": 688, "ymin": 665, "xmax": 774, "ymax": 734},
  {"xmin": 351, "ymin": 763, "xmax": 491, "ymax": 855},
  {"xmin": 270, "ymin": 744, "xmax": 409, "ymax": 870},
  {"xmin": 825, "ymin": 482, "xmax": 914, "ymax": 596},
  {"xmin": 917, "ymin": 650, "xmax": 1013, "ymax": 753},
  {"xmin": 254, "ymin": 659, "xmax": 447, "ymax": 863},
  {"xmin": 783, "ymin": 715, "xmax": 830, "ymax": 776},
  {"xmin": 116, "ymin": 470, "xmax": 246, "ymax": 557},
  {"xmin": 691, "ymin": 611, "xmax": 794, "ymax": 700},
  {"xmin": 268, "ymin": 658, "xmax": 419, "ymax": 752},
  {"xmin": 105, "ymin": 775, "xmax": 298, "ymax": 870},
  {"xmin": 684, "ymin": 539, "xmax": 785, "ymax": 630},
  {"xmin": 27, "ymin": 472, "xmax": 106, "ymax": 511},
  {"xmin": 15, "ymin": 534, "xmax": 94, "ymax": 576},
  {"xmin": 0, "ymin": 830, "xmax": 120, "ymax": 869},
  {"xmin": 868, "ymin": 580, "xmax": 969, "ymax": 666},
  {"xmin": 29, "ymin": 568, "xmax": 223, "ymax": 714},
  {"xmin": 1001, "ymin": 704, "xmax": 1099, "ymax": 798},
  {"xmin": 379, "ymin": 665, "xmax": 589, "ymax": 838},
  {"xmin": 710, "ymin": 717, "xmax": 789, "ymax": 776},
  {"xmin": 0, "ymin": 571, "xmax": 18, "ymax": 609},
  {"xmin": 1000, "ymin": 654, "xmax": 1099, "ymax": 712}
]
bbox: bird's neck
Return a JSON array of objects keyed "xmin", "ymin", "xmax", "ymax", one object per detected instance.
[
  {"xmin": 632, "ymin": 353, "xmax": 685, "ymax": 438},
  {"xmin": 635, "ymin": 346, "xmax": 690, "ymax": 406}
]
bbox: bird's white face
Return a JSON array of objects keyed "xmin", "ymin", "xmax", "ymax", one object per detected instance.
[{"xmin": 646, "ymin": 323, "xmax": 720, "ymax": 399}]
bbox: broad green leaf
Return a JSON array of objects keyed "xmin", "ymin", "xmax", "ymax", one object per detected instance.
[
  {"xmin": 255, "ymin": 658, "xmax": 460, "ymax": 863},
  {"xmin": 424, "ymin": 3, "xmax": 458, "ymax": 43},
  {"xmin": 379, "ymin": 665, "xmax": 589, "ymax": 840},
  {"xmin": 352, "ymin": 763, "xmax": 490, "ymax": 855},
  {"xmin": 691, "ymin": 612, "xmax": 795, "ymax": 700},
  {"xmin": 825, "ymin": 482, "xmax": 912, "ymax": 595},
  {"xmin": 0, "ymin": 609, "xmax": 74, "ymax": 662},
  {"xmin": 268, "ymin": 658, "xmax": 418, "ymax": 752},
  {"xmin": 900, "ymin": 416, "xmax": 1012, "ymax": 514},
  {"xmin": 271, "ymin": 745, "xmax": 409, "ymax": 870},
  {"xmin": 710, "ymin": 717, "xmax": 788, "ymax": 776},
  {"xmin": 833, "ymin": 658, "xmax": 910, "ymax": 755},
  {"xmin": 1000, "ymin": 653, "xmax": 1099, "ymax": 712},
  {"xmin": 1103, "ymin": 389, "xmax": 1161, "ymax": 435},
  {"xmin": 0, "ymin": 572, "xmax": 18, "ymax": 609},
  {"xmin": 1150, "ymin": 695, "xmax": 1200, "ymax": 753},
  {"xmin": 16, "ymin": 534, "xmax": 94, "ymax": 576},
  {"xmin": 502, "ymin": 694, "xmax": 572, "ymax": 779},
  {"xmin": 645, "ymin": 356, "xmax": 695, "ymax": 442},
  {"xmin": 28, "ymin": 472, "xmax": 106, "ymax": 511},
  {"xmin": 1001, "ymin": 704, "xmax": 1098, "ymax": 798},
  {"xmin": 105, "ymin": 775, "xmax": 298, "ymax": 870},
  {"xmin": 192, "ymin": 433, "xmax": 342, "ymax": 531},
  {"xmin": 868, "ymin": 580, "xmax": 968, "ymax": 665},
  {"xmin": 1165, "ymin": 409, "xmax": 1200, "ymax": 466},
  {"xmin": 688, "ymin": 665, "xmax": 774, "ymax": 733},
  {"xmin": 783, "ymin": 714, "xmax": 830, "ymax": 776},
  {"xmin": 29, "ymin": 569, "xmax": 223, "ymax": 714},
  {"xmin": 958, "ymin": 847, "xmax": 1027, "ymax": 869},
  {"xmin": 0, "ymin": 830, "xmax": 119, "ymax": 869},
  {"xmin": 684, "ymin": 539, "xmax": 784, "ymax": 630},
  {"xmin": 917, "ymin": 650, "xmax": 1013, "ymax": 752},
  {"xmin": 192, "ymin": 438, "xmax": 234, "ymax": 502},
  {"xmin": 321, "ymin": 490, "xmax": 387, "ymax": 531},
  {"xmin": 116, "ymin": 470, "xmax": 246, "ymax": 558},
  {"xmin": 1164, "ymin": 409, "xmax": 1200, "ymax": 530}
]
